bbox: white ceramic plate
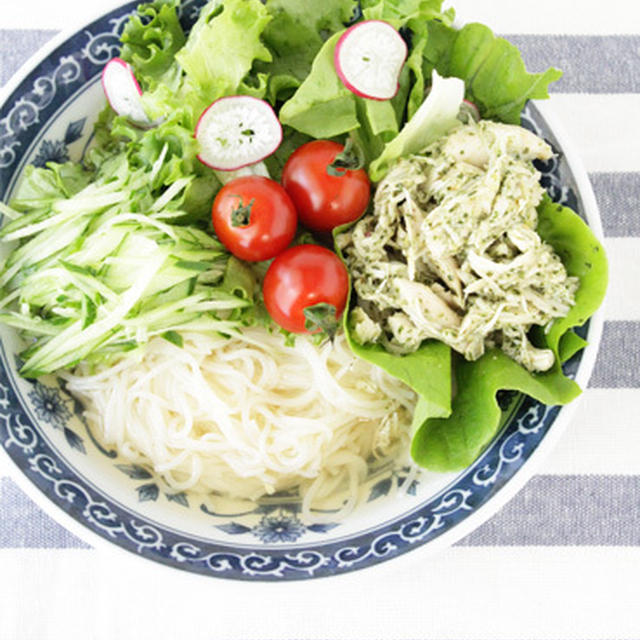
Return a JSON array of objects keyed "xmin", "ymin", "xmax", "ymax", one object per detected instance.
[{"xmin": 0, "ymin": 0, "xmax": 604, "ymax": 580}]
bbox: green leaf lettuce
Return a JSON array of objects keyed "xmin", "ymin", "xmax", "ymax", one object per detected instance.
[
  {"xmin": 411, "ymin": 196, "xmax": 608, "ymax": 471},
  {"xmin": 424, "ymin": 22, "xmax": 563, "ymax": 124}
]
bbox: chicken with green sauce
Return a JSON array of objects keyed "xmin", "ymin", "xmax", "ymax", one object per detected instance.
[{"xmin": 339, "ymin": 119, "xmax": 579, "ymax": 372}]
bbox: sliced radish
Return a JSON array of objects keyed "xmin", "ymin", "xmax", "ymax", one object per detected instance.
[
  {"xmin": 195, "ymin": 96, "xmax": 282, "ymax": 171},
  {"xmin": 459, "ymin": 99, "xmax": 481, "ymax": 122},
  {"xmin": 101, "ymin": 58, "xmax": 151, "ymax": 126},
  {"xmin": 334, "ymin": 20, "xmax": 408, "ymax": 101}
]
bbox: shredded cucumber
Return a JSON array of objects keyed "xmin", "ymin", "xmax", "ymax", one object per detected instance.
[{"xmin": 0, "ymin": 154, "xmax": 250, "ymax": 377}]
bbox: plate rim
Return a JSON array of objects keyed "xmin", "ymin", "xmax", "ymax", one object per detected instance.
[{"xmin": 0, "ymin": 2, "xmax": 606, "ymax": 580}]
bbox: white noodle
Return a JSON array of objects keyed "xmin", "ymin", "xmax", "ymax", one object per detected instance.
[{"xmin": 63, "ymin": 328, "xmax": 417, "ymax": 519}]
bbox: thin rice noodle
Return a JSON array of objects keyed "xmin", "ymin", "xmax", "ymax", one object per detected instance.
[{"xmin": 63, "ymin": 328, "xmax": 417, "ymax": 518}]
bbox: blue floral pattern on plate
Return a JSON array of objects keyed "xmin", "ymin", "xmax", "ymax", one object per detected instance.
[
  {"xmin": 31, "ymin": 118, "xmax": 86, "ymax": 167},
  {"xmin": 0, "ymin": 0, "xmax": 592, "ymax": 579}
]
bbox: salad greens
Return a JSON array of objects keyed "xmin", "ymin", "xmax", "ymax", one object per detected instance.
[
  {"xmin": 175, "ymin": 0, "xmax": 272, "ymax": 100},
  {"xmin": 120, "ymin": 0, "xmax": 186, "ymax": 81},
  {"xmin": 368, "ymin": 70, "xmax": 464, "ymax": 181},
  {"xmin": 279, "ymin": 32, "xmax": 361, "ymax": 138},
  {"xmin": 422, "ymin": 22, "xmax": 563, "ymax": 125},
  {"xmin": 258, "ymin": 0, "xmax": 358, "ymax": 103},
  {"xmin": 0, "ymin": 0, "xmax": 607, "ymax": 473}
]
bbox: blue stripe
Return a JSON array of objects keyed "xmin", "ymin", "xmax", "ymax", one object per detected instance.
[
  {"xmin": 0, "ymin": 477, "xmax": 90, "ymax": 548},
  {"xmin": 505, "ymin": 35, "xmax": 640, "ymax": 93},
  {"xmin": 590, "ymin": 173, "xmax": 640, "ymax": 237},
  {"xmin": 589, "ymin": 322, "xmax": 640, "ymax": 389},
  {"xmin": 459, "ymin": 475, "xmax": 640, "ymax": 546}
]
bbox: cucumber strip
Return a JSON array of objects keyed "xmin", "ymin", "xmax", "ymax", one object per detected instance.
[
  {"xmin": 151, "ymin": 177, "xmax": 193, "ymax": 212},
  {"xmin": 21, "ymin": 254, "xmax": 165, "ymax": 375},
  {"xmin": 2, "ymin": 217, "xmax": 94, "ymax": 285},
  {"xmin": 149, "ymin": 144, "xmax": 169, "ymax": 183},
  {"xmin": 0, "ymin": 289, "xmax": 20, "ymax": 310},
  {"xmin": 0, "ymin": 201, "xmax": 20, "ymax": 221},
  {"xmin": 0, "ymin": 313, "xmax": 61, "ymax": 336},
  {"xmin": 101, "ymin": 213, "xmax": 180, "ymax": 241},
  {"xmin": 0, "ymin": 197, "xmax": 113, "ymax": 242}
]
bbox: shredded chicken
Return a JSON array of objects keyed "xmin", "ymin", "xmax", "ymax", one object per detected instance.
[{"xmin": 340, "ymin": 119, "xmax": 579, "ymax": 372}]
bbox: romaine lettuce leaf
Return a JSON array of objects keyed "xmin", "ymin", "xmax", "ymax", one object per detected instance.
[
  {"xmin": 411, "ymin": 197, "xmax": 608, "ymax": 471},
  {"xmin": 424, "ymin": 22, "xmax": 563, "ymax": 124},
  {"xmin": 405, "ymin": 34, "xmax": 428, "ymax": 121},
  {"xmin": 368, "ymin": 71, "xmax": 464, "ymax": 181},
  {"xmin": 278, "ymin": 0, "xmax": 457, "ymax": 145},
  {"xmin": 347, "ymin": 335, "xmax": 452, "ymax": 419},
  {"xmin": 279, "ymin": 32, "xmax": 360, "ymax": 138},
  {"xmin": 536, "ymin": 196, "xmax": 608, "ymax": 345},
  {"xmin": 361, "ymin": 0, "xmax": 455, "ymax": 127},
  {"xmin": 349, "ymin": 98, "xmax": 399, "ymax": 166}
]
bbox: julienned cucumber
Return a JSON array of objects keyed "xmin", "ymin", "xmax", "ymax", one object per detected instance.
[{"xmin": 0, "ymin": 150, "xmax": 249, "ymax": 378}]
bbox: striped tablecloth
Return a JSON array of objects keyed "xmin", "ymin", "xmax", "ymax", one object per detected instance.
[{"xmin": 1, "ymin": 1, "xmax": 639, "ymax": 638}]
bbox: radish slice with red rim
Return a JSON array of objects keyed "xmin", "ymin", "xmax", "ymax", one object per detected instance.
[
  {"xmin": 334, "ymin": 20, "xmax": 408, "ymax": 101},
  {"xmin": 101, "ymin": 58, "xmax": 151, "ymax": 126},
  {"xmin": 195, "ymin": 96, "xmax": 283, "ymax": 171},
  {"xmin": 459, "ymin": 99, "xmax": 481, "ymax": 122}
]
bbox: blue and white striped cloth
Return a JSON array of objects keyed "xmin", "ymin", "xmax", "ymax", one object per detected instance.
[{"xmin": 1, "ymin": 1, "xmax": 639, "ymax": 638}]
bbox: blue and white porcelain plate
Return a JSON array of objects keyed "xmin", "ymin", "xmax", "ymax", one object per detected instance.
[{"xmin": 0, "ymin": 1, "xmax": 604, "ymax": 580}]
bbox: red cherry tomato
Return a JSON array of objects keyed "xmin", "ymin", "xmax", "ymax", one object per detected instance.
[
  {"xmin": 282, "ymin": 140, "xmax": 370, "ymax": 232},
  {"xmin": 212, "ymin": 176, "xmax": 297, "ymax": 262},
  {"xmin": 262, "ymin": 244, "xmax": 349, "ymax": 334}
]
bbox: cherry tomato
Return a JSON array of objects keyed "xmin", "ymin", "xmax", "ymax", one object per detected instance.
[
  {"xmin": 282, "ymin": 140, "xmax": 370, "ymax": 232},
  {"xmin": 212, "ymin": 176, "xmax": 297, "ymax": 262},
  {"xmin": 262, "ymin": 244, "xmax": 349, "ymax": 334}
]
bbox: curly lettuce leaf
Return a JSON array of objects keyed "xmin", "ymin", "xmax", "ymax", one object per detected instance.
[
  {"xmin": 361, "ymin": 0, "xmax": 454, "ymax": 27},
  {"xmin": 258, "ymin": 0, "xmax": 357, "ymax": 103},
  {"xmin": 10, "ymin": 163, "xmax": 92, "ymax": 212},
  {"xmin": 411, "ymin": 197, "xmax": 608, "ymax": 471},
  {"xmin": 424, "ymin": 22, "xmax": 562, "ymax": 124},
  {"xmin": 119, "ymin": 0, "xmax": 186, "ymax": 85},
  {"xmin": 175, "ymin": 0, "xmax": 272, "ymax": 101}
]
